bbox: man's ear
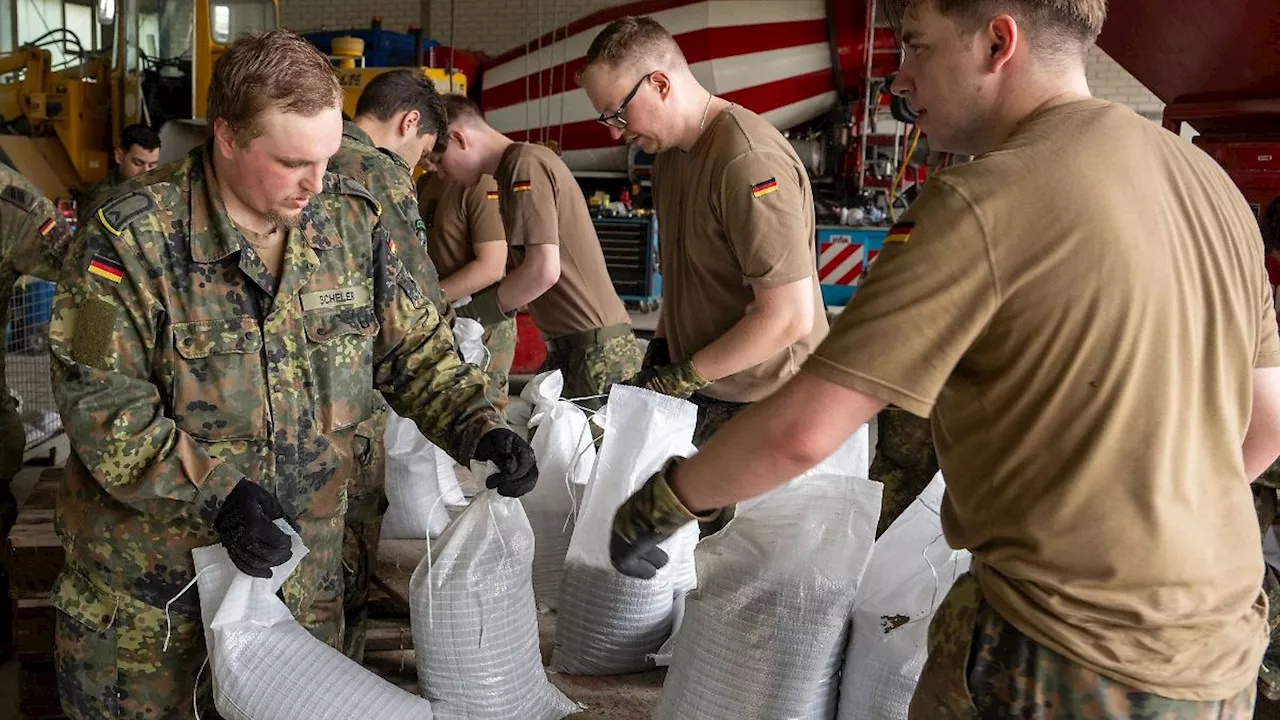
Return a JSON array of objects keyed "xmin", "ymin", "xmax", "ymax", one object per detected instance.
[{"xmin": 400, "ymin": 109, "xmax": 421, "ymax": 137}]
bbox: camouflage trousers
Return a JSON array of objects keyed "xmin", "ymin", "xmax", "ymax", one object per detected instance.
[
  {"xmin": 1254, "ymin": 462, "xmax": 1280, "ymax": 705},
  {"xmin": 909, "ymin": 572, "xmax": 1257, "ymax": 719},
  {"xmin": 341, "ymin": 428, "xmax": 388, "ymax": 663},
  {"xmin": 689, "ymin": 392, "xmax": 750, "ymax": 537},
  {"xmin": 872, "ymin": 406, "xmax": 939, "ymax": 538},
  {"xmin": 540, "ymin": 324, "xmax": 642, "ymax": 412},
  {"xmin": 55, "ymin": 517, "xmax": 346, "ymax": 719}
]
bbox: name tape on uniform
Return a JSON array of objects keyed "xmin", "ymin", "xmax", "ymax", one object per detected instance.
[{"xmin": 300, "ymin": 286, "xmax": 372, "ymax": 312}]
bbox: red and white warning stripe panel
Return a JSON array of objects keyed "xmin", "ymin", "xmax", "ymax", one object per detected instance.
[
  {"xmin": 480, "ymin": 0, "xmax": 838, "ymax": 172},
  {"xmin": 818, "ymin": 235, "xmax": 881, "ymax": 288}
]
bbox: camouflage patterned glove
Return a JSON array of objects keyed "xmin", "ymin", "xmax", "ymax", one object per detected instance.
[
  {"xmin": 467, "ymin": 285, "xmax": 516, "ymax": 327},
  {"xmin": 625, "ymin": 359, "xmax": 710, "ymax": 399},
  {"xmin": 611, "ymin": 458, "xmax": 720, "ymax": 579}
]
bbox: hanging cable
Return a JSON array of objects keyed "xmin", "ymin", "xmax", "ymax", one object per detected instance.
[
  {"xmin": 555, "ymin": 0, "xmax": 567, "ymax": 152},
  {"xmin": 887, "ymin": 126, "xmax": 921, "ymax": 223}
]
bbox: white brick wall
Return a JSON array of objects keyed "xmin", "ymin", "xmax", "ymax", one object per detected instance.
[{"xmin": 1086, "ymin": 44, "xmax": 1164, "ymax": 119}]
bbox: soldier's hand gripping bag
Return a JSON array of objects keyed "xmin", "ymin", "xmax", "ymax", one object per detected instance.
[
  {"xmin": 550, "ymin": 385, "xmax": 700, "ymax": 676},
  {"xmin": 656, "ymin": 431, "xmax": 881, "ymax": 720},
  {"xmin": 410, "ymin": 472, "xmax": 579, "ymax": 720},
  {"xmin": 194, "ymin": 521, "xmax": 436, "ymax": 719}
]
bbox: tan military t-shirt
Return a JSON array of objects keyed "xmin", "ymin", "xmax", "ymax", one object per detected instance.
[
  {"xmin": 494, "ymin": 142, "xmax": 629, "ymax": 339},
  {"xmin": 653, "ymin": 105, "xmax": 828, "ymax": 402},
  {"xmin": 808, "ymin": 99, "xmax": 1278, "ymax": 700},
  {"xmin": 418, "ymin": 172, "xmax": 505, "ymax": 279}
]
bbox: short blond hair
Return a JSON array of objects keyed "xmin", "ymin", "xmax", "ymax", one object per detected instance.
[
  {"xmin": 883, "ymin": 0, "xmax": 1107, "ymax": 54},
  {"xmin": 579, "ymin": 16, "xmax": 686, "ymax": 83}
]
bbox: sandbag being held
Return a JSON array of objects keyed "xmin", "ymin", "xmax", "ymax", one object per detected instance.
[
  {"xmin": 551, "ymin": 385, "xmax": 699, "ymax": 676},
  {"xmin": 380, "ymin": 408, "xmax": 461, "ymax": 538},
  {"xmin": 656, "ymin": 430, "xmax": 881, "ymax": 720},
  {"xmin": 520, "ymin": 370, "xmax": 596, "ymax": 610},
  {"xmin": 411, "ymin": 480, "xmax": 579, "ymax": 719},
  {"xmin": 194, "ymin": 522, "xmax": 434, "ymax": 719}
]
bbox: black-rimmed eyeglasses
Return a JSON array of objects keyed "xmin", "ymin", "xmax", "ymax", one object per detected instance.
[{"xmin": 596, "ymin": 72, "xmax": 652, "ymax": 129}]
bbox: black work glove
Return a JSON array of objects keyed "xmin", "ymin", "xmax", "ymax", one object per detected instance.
[
  {"xmin": 467, "ymin": 285, "xmax": 516, "ymax": 326},
  {"xmin": 641, "ymin": 337, "xmax": 670, "ymax": 370},
  {"xmin": 474, "ymin": 428, "xmax": 538, "ymax": 498},
  {"xmin": 611, "ymin": 458, "xmax": 720, "ymax": 579},
  {"xmin": 213, "ymin": 480, "xmax": 298, "ymax": 579}
]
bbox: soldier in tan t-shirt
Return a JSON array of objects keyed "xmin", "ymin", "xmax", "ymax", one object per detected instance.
[
  {"xmin": 604, "ymin": 2, "xmax": 1280, "ymax": 718},
  {"xmin": 430, "ymin": 95, "xmax": 641, "ymax": 406},
  {"xmin": 578, "ymin": 18, "xmax": 828, "ymax": 534},
  {"xmin": 417, "ymin": 169, "xmax": 517, "ymax": 406}
]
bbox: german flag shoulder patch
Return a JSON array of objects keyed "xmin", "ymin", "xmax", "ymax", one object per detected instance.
[
  {"xmin": 485, "ymin": 190, "xmax": 499, "ymax": 200},
  {"xmin": 511, "ymin": 180, "xmax": 532, "ymax": 193},
  {"xmin": 751, "ymin": 177, "xmax": 779, "ymax": 198},
  {"xmin": 87, "ymin": 253, "xmax": 124, "ymax": 283},
  {"xmin": 38, "ymin": 218, "xmax": 55, "ymax": 236},
  {"xmin": 885, "ymin": 221, "xmax": 915, "ymax": 244}
]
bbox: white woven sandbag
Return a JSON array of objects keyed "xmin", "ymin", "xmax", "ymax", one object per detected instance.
[
  {"xmin": 520, "ymin": 370, "xmax": 596, "ymax": 610},
  {"xmin": 657, "ymin": 442, "xmax": 882, "ymax": 720},
  {"xmin": 551, "ymin": 385, "xmax": 699, "ymax": 676},
  {"xmin": 194, "ymin": 522, "xmax": 434, "ymax": 720},
  {"xmin": 410, "ymin": 485, "xmax": 579, "ymax": 719},
  {"xmin": 381, "ymin": 408, "xmax": 457, "ymax": 538},
  {"xmin": 837, "ymin": 473, "xmax": 970, "ymax": 720}
]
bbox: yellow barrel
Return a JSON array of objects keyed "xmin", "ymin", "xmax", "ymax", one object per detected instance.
[{"xmin": 331, "ymin": 37, "xmax": 365, "ymax": 69}]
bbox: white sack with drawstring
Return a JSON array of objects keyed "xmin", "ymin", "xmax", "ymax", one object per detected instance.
[
  {"xmin": 410, "ymin": 480, "xmax": 579, "ymax": 719},
  {"xmin": 656, "ymin": 430, "xmax": 881, "ymax": 720},
  {"xmin": 380, "ymin": 407, "xmax": 459, "ymax": 538},
  {"xmin": 194, "ymin": 521, "xmax": 434, "ymax": 719},
  {"xmin": 452, "ymin": 316, "xmax": 487, "ymax": 367},
  {"xmin": 837, "ymin": 472, "xmax": 971, "ymax": 720},
  {"xmin": 520, "ymin": 370, "xmax": 597, "ymax": 610},
  {"xmin": 551, "ymin": 385, "xmax": 699, "ymax": 675}
]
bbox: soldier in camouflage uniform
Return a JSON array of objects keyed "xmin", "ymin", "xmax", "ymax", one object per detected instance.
[
  {"xmin": 80, "ymin": 123, "xmax": 161, "ymax": 217},
  {"xmin": 325, "ymin": 69, "xmax": 451, "ymax": 662},
  {"xmin": 0, "ymin": 166, "xmax": 74, "ymax": 661},
  {"xmin": 48, "ymin": 31, "xmax": 536, "ymax": 719}
]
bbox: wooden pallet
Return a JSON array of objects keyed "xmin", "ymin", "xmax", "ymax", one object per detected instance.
[{"xmin": 5, "ymin": 467, "xmax": 67, "ymax": 720}]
